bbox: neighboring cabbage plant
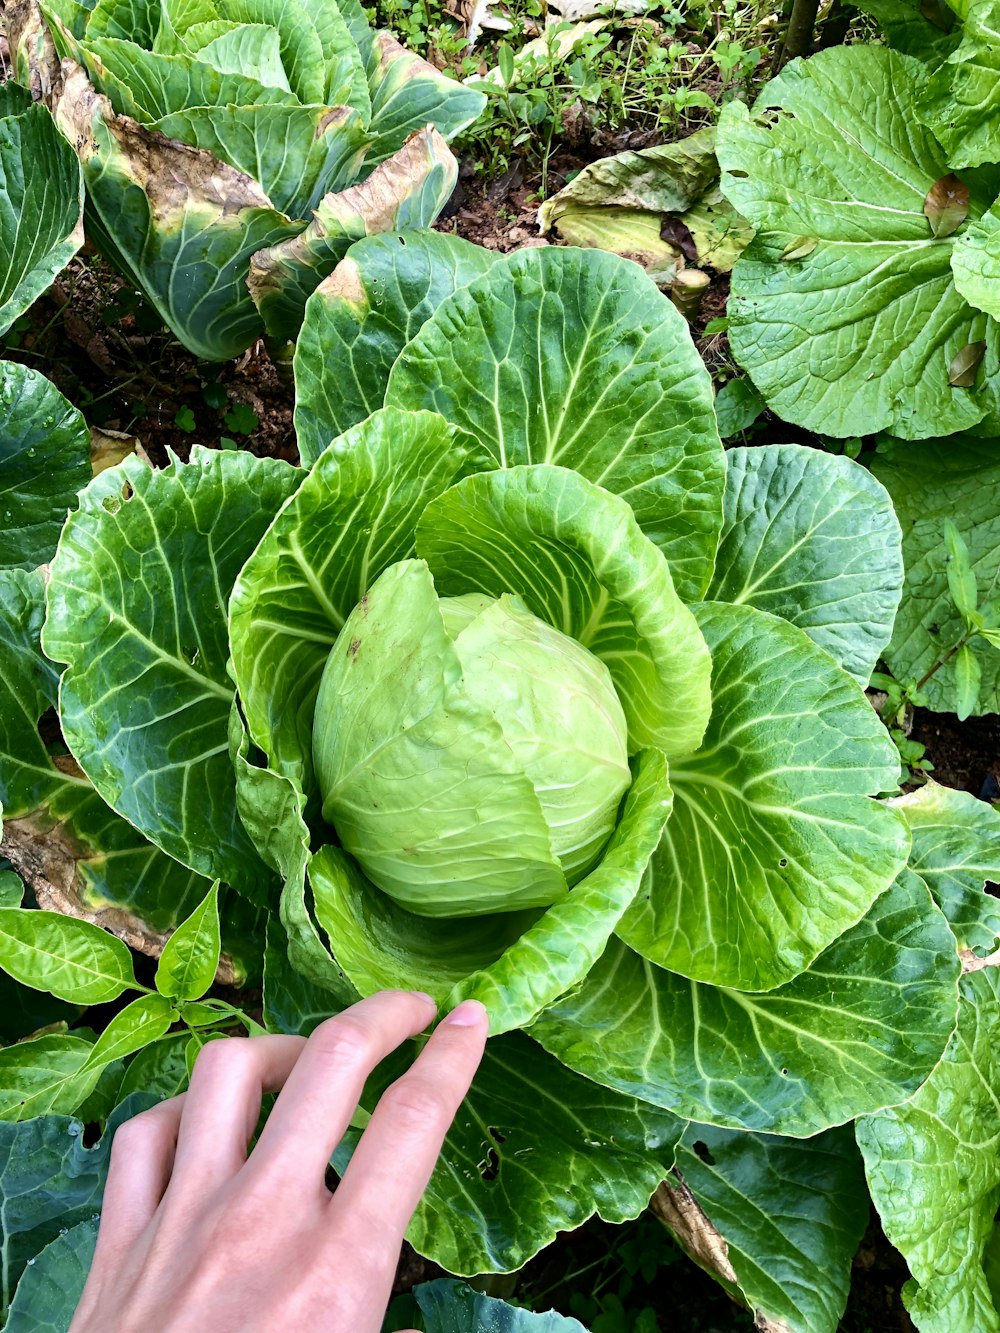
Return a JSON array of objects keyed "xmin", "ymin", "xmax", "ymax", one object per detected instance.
[{"xmin": 7, "ymin": 0, "xmax": 483, "ymax": 359}]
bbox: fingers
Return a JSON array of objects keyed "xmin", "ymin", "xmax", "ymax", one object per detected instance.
[
  {"xmin": 329, "ymin": 999, "xmax": 488, "ymax": 1248},
  {"xmin": 245, "ymin": 990, "xmax": 439, "ymax": 1190},
  {"xmin": 89, "ymin": 1095, "xmax": 186, "ymax": 1262},
  {"xmin": 166, "ymin": 1034, "xmax": 306, "ymax": 1192}
]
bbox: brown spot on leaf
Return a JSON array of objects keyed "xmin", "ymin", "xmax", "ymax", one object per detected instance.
[
  {"xmin": 348, "ymin": 637, "xmax": 361, "ymax": 657},
  {"xmin": 924, "ymin": 174, "xmax": 969, "ymax": 238},
  {"xmin": 948, "ymin": 340, "xmax": 986, "ymax": 387}
]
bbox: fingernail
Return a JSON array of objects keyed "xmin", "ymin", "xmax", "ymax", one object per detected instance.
[
  {"xmin": 445, "ymin": 999, "xmax": 488, "ymax": 1027},
  {"xmin": 412, "ymin": 991, "xmax": 438, "ymax": 1009}
]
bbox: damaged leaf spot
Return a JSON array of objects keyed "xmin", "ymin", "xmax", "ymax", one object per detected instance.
[
  {"xmin": 923, "ymin": 174, "xmax": 969, "ymax": 238},
  {"xmin": 948, "ymin": 340, "xmax": 986, "ymax": 387}
]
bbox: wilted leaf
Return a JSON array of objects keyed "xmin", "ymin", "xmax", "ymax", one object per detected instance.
[
  {"xmin": 779, "ymin": 234, "xmax": 818, "ymax": 260},
  {"xmin": 948, "ymin": 339, "xmax": 987, "ymax": 386},
  {"xmin": 924, "ymin": 173, "xmax": 969, "ymax": 237}
]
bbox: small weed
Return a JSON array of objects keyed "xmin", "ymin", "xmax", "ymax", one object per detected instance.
[{"xmin": 224, "ymin": 401, "xmax": 260, "ymax": 435}]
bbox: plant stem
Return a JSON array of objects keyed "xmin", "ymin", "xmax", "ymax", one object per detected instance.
[
  {"xmin": 775, "ymin": 0, "xmax": 820, "ymax": 69},
  {"xmin": 914, "ymin": 630, "xmax": 974, "ymax": 693}
]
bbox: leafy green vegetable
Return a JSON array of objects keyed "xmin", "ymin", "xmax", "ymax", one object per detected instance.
[
  {"xmin": 387, "ymin": 1280, "xmax": 590, "ymax": 1332},
  {"xmin": 916, "ymin": 0, "xmax": 1000, "ymax": 168},
  {"xmin": 4, "ymin": 1216, "xmax": 98, "ymax": 1333}
]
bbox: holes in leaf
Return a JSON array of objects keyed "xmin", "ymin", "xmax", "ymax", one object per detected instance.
[
  {"xmin": 691, "ymin": 1140, "xmax": 715, "ymax": 1166},
  {"xmin": 778, "ymin": 857, "xmax": 788, "ymax": 868},
  {"xmin": 479, "ymin": 1126, "xmax": 507, "ymax": 1182},
  {"xmin": 728, "ymin": 169, "xmax": 749, "ymax": 179}
]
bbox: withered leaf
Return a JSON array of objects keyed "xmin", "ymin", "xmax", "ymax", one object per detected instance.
[
  {"xmin": 779, "ymin": 235, "xmax": 818, "ymax": 261},
  {"xmin": 948, "ymin": 340, "xmax": 986, "ymax": 387},
  {"xmin": 924, "ymin": 174, "xmax": 969, "ymax": 238},
  {"xmin": 660, "ymin": 215, "xmax": 700, "ymax": 263}
]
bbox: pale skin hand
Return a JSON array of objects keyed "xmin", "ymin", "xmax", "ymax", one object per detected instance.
[{"xmin": 69, "ymin": 990, "xmax": 489, "ymax": 1333}]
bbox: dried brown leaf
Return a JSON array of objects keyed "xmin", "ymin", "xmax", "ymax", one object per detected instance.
[
  {"xmin": 924, "ymin": 173, "xmax": 969, "ymax": 238},
  {"xmin": 948, "ymin": 339, "xmax": 986, "ymax": 387}
]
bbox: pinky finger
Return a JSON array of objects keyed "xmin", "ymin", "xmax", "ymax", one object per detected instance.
[{"xmin": 90, "ymin": 1095, "xmax": 186, "ymax": 1262}]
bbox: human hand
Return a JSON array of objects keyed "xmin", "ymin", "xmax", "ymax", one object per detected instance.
[{"xmin": 69, "ymin": 990, "xmax": 488, "ymax": 1333}]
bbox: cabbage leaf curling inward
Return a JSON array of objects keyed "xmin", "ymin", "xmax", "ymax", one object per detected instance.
[{"xmin": 313, "ymin": 561, "xmax": 632, "ymax": 917}]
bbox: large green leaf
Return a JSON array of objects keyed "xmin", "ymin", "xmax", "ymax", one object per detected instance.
[
  {"xmin": 850, "ymin": 0, "xmax": 960, "ymax": 64},
  {"xmin": 891, "ymin": 781, "xmax": 1000, "ymax": 952},
  {"xmin": 857, "ymin": 968, "xmax": 1000, "ymax": 1333},
  {"xmin": 0, "ymin": 1035, "xmax": 102, "ymax": 1121},
  {"xmin": 0, "ymin": 94, "xmax": 82, "ymax": 337},
  {"xmin": 335, "ymin": 1031, "xmax": 684, "ymax": 1274},
  {"xmin": 531, "ymin": 869, "xmax": 960, "ymax": 1135},
  {"xmin": 364, "ymin": 31, "xmax": 485, "ymax": 165},
  {"xmin": 386, "ymin": 246, "xmax": 725, "ymax": 603},
  {"xmin": 310, "ymin": 748, "xmax": 671, "ymax": 1033},
  {"xmin": 0, "ymin": 363, "xmax": 91, "ymax": 574},
  {"xmin": 669, "ymin": 1123, "xmax": 869, "ymax": 1333},
  {"xmin": 42, "ymin": 448, "xmax": 299, "ymax": 893},
  {"xmin": 247, "ymin": 126, "xmax": 458, "ymax": 344},
  {"xmin": 85, "ymin": 0, "xmax": 161, "ymax": 45},
  {"xmin": 50, "ymin": 65, "xmax": 302, "ymax": 361},
  {"xmin": 0, "ymin": 907, "xmax": 137, "ymax": 1004},
  {"xmin": 717, "ymin": 45, "xmax": 1000, "ymax": 439},
  {"xmin": 229, "ymin": 408, "xmax": 471, "ymax": 793},
  {"xmin": 4, "ymin": 1216, "xmax": 98, "ymax": 1333},
  {"xmin": 916, "ymin": 0, "xmax": 1000, "ymax": 169},
  {"xmin": 707, "ymin": 444, "xmax": 903, "ymax": 686},
  {"xmin": 416, "ymin": 466, "xmax": 712, "ymax": 758},
  {"xmin": 0, "ymin": 1093, "xmax": 153, "ymax": 1319},
  {"xmin": 216, "ymin": 0, "xmax": 328, "ymax": 104},
  {"xmin": 293, "ymin": 229, "xmax": 499, "ymax": 463},
  {"xmin": 150, "ymin": 103, "xmax": 372, "ymax": 220},
  {"xmin": 618, "ymin": 601, "xmax": 909, "ymax": 991},
  {"xmin": 952, "ymin": 199, "xmax": 1000, "ymax": 319},
  {"xmin": 394, "ymin": 1281, "xmax": 588, "ymax": 1333},
  {"xmin": 871, "ymin": 436, "xmax": 1000, "ymax": 714}
]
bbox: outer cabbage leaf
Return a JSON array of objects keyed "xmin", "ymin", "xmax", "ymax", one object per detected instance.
[
  {"xmin": 391, "ymin": 1281, "xmax": 588, "ymax": 1333},
  {"xmin": 364, "ymin": 31, "xmax": 485, "ymax": 166},
  {"xmin": 415, "ymin": 466, "xmax": 712, "ymax": 758},
  {"xmin": 952, "ymin": 198, "xmax": 1000, "ymax": 319},
  {"xmin": 531, "ymin": 869, "xmax": 960, "ymax": 1136},
  {"xmin": 385, "ymin": 246, "xmax": 726, "ymax": 604},
  {"xmin": 916, "ymin": 0, "xmax": 1000, "ymax": 169},
  {"xmin": 857, "ymin": 969, "xmax": 1000, "ymax": 1333},
  {"xmin": 0, "ymin": 89, "xmax": 83, "ymax": 337},
  {"xmin": 618, "ymin": 601, "xmax": 909, "ymax": 991},
  {"xmin": 871, "ymin": 436, "xmax": 1000, "ymax": 714},
  {"xmin": 850, "ymin": 0, "xmax": 960, "ymax": 64},
  {"xmin": 48, "ymin": 64, "xmax": 302, "ymax": 361},
  {"xmin": 0, "ymin": 362, "xmax": 91, "ymax": 571},
  {"xmin": 42, "ymin": 448, "xmax": 299, "ymax": 895},
  {"xmin": 4, "ymin": 1216, "xmax": 97, "ymax": 1333},
  {"xmin": 707, "ymin": 444, "xmax": 903, "ymax": 686},
  {"xmin": 334, "ymin": 1031, "xmax": 685, "ymax": 1274},
  {"xmin": 717, "ymin": 45, "xmax": 1000, "ymax": 439},
  {"xmin": 229, "ymin": 408, "xmax": 471, "ymax": 793},
  {"xmin": 247, "ymin": 126, "xmax": 458, "ymax": 343},
  {"xmin": 294, "ymin": 229, "xmax": 499, "ymax": 463},
  {"xmin": 310, "ymin": 749, "xmax": 671, "ymax": 1033},
  {"xmin": 668, "ymin": 1123, "xmax": 869, "ymax": 1333},
  {"xmin": 890, "ymin": 781, "xmax": 1000, "ymax": 952}
]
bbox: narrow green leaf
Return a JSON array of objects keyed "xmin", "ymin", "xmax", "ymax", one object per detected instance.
[
  {"xmin": 944, "ymin": 517, "xmax": 979, "ymax": 621},
  {"xmin": 155, "ymin": 883, "xmax": 221, "ymax": 1001},
  {"xmin": 80, "ymin": 993, "xmax": 176, "ymax": 1072},
  {"xmin": 0, "ymin": 909, "xmax": 137, "ymax": 1004},
  {"xmin": 955, "ymin": 643, "xmax": 982, "ymax": 720}
]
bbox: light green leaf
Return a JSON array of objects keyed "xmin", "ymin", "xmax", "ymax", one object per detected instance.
[
  {"xmin": 532, "ymin": 869, "xmax": 959, "ymax": 1135},
  {"xmin": 248, "ymin": 126, "xmax": 459, "ymax": 344},
  {"xmin": 916, "ymin": 0, "xmax": 1000, "ymax": 168},
  {"xmin": 945, "ymin": 516, "xmax": 979, "ymax": 621},
  {"xmin": 857, "ymin": 968, "xmax": 1000, "ymax": 1333},
  {"xmin": 0, "ymin": 364, "xmax": 92, "ymax": 571},
  {"xmin": 150, "ymin": 103, "xmax": 372, "ymax": 221},
  {"xmin": 402, "ymin": 1280, "xmax": 589, "ymax": 1333},
  {"xmin": 0, "ymin": 908, "xmax": 137, "ymax": 1004},
  {"xmin": 155, "ymin": 883, "xmax": 221, "ymax": 1000},
  {"xmin": 43, "ymin": 448, "xmax": 298, "ymax": 893},
  {"xmin": 707, "ymin": 444, "xmax": 903, "ymax": 686},
  {"xmin": 717, "ymin": 46, "xmax": 1000, "ymax": 439},
  {"xmin": 229, "ymin": 407, "xmax": 470, "ymax": 793},
  {"xmin": 5, "ymin": 1216, "xmax": 98, "ymax": 1333},
  {"xmin": 0, "ymin": 97, "xmax": 83, "ymax": 338},
  {"xmin": 85, "ymin": 0, "xmax": 160, "ymax": 45},
  {"xmin": 953, "ymin": 199, "xmax": 1000, "ymax": 319},
  {"xmin": 892, "ymin": 781, "xmax": 1000, "ymax": 952},
  {"xmin": 364, "ymin": 30, "xmax": 485, "ymax": 166},
  {"xmin": 216, "ymin": 0, "xmax": 327, "ymax": 104},
  {"xmin": 80, "ymin": 992, "xmax": 175, "ymax": 1071},
  {"xmin": 416, "ymin": 465, "xmax": 711, "ymax": 758},
  {"xmin": 871, "ymin": 437, "xmax": 1000, "ymax": 715},
  {"xmin": 0, "ymin": 1036, "xmax": 102, "ymax": 1121},
  {"xmin": 541, "ymin": 206, "xmax": 682, "ymax": 287},
  {"xmin": 0, "ymin": 1093, "xmax": 153, "ymax": 1318},
  {"xmin": 294, "ymin": 229, "xmax": 499, "ymax": 463},
  {"xmin": 335, "ymin": 1031, "xmax": 684, "ymax": 1274},
  {"xmin": 185, "ymin": 22, "xmax": 290, "ymax": 89},
  {"xmin": 49, "ymin": 71, "xmax": 302, "ymax": 361},
  {"xmin": 311, "ymin": 748, "xmax": 671, "ymax": 1034},
  {"xmin": 618, "ymin": 601, "xmax": 909, "ymax": 991},
  {"xmin": 671, "ymin": 1123, "xmax": 869, "ymax": 1333},
  {"xmin": 955, "ymin": 642, "xmax": 982, "ymax": 719},
  {"xmin": 386, "ymin": 245, "xmax": 725, "ymax": 604},
  {"xmin": 0, "ymin": 872, "xmax": 24, "ymax": 910},
  {"xmin": 850, "ymin": 0, "xmax": 960, "ymax": 65}
]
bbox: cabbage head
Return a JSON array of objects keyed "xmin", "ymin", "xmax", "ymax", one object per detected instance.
[{"xmin": 8, "ymin": 0, "xmax": 483, "ymax": 359}]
